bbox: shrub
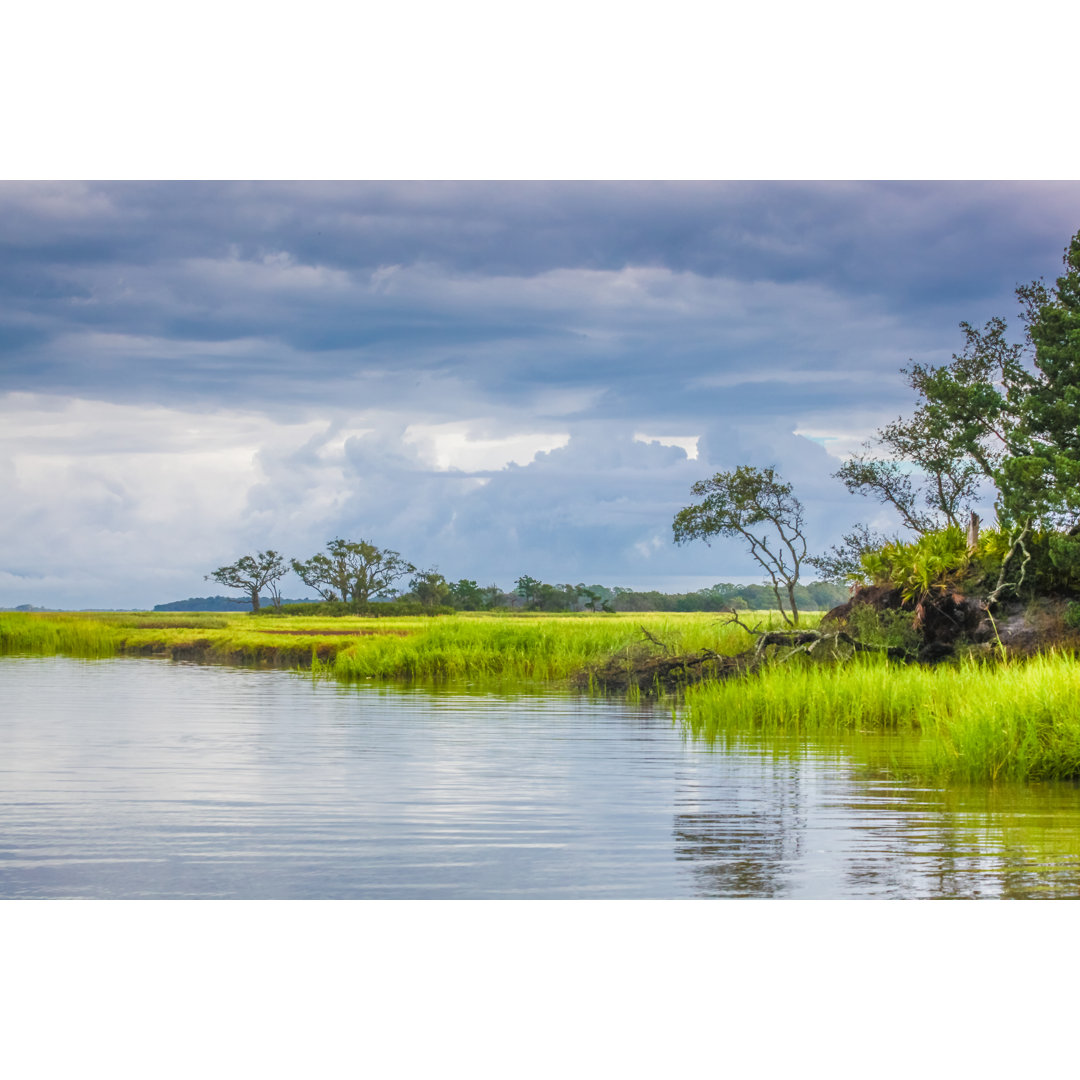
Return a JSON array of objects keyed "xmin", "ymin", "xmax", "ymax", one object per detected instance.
[{"xmin": 858, "ymin": 526, "xmax": 971, "ymax": 602}]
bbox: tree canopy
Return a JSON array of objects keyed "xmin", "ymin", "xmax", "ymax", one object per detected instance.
[
  {"xmin": 291, "ymin": 539, "xmax": 416, "ymax": 605},
  {"xmin": 842, "ymin": 229, "xmax": 1080, "ymax": 540}
]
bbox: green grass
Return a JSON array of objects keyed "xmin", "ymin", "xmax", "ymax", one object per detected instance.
[
  {"xmin": 0, "ymin": 609, "xmax": 797, "ymax": 684},
  {"xmin": 682, "ymin": 651, "xmax": 1080, "ymax": 783}
]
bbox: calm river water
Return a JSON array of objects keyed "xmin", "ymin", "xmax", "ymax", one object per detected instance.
[{"xmin": 3, "ymin": 655, "xmax": 1080, "ymax": 899}]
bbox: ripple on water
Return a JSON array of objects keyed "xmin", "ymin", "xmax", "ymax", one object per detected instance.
[{"xmin": 2, "ymin": 655, "xmax": 1080, "ymax": 898}]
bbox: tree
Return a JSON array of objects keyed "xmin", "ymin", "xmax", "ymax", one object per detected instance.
[
  {"xmin": 409, "ymin": 568, "xmax": 450, "ymax": 608},
  {"xmin": 832, "ymin": 320, "xmax": 1016, "ymax": 538},
  {"xmin": 849, "ymin": 232, "xmax": 1080, "ymax": 535},
  {"xmin": 578, "ymin": 584, "xmax": 614, "ymax": 613},
  {"xmin": 480, "ymin": 583, "xmax": 509, "ymax": 610},
  {"xmin": 447, "ymin": 579, "xmax": 485, "ymax": 610},
  {"xmin": 291, "ymin": 538, "xmax": 415, "ymax": 605},
  {"xmin": 673, "ymin": 466, "xmax": 808, "ymax": 626},
  {"xmin": 515, "ymin": 575, "xmax": 542, "ymax": 606},
  {"xmin": 1006, "ymin": 231, "xmax": 1080, "ymax": 525},
  {"xmin": 206, "ymin": 550, "xmax": 287, "ymax": 613}
]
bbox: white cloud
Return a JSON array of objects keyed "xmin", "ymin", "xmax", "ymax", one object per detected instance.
[{"xmin": 402, "ymin": 421, "xmax": 570, "ymax": 472}]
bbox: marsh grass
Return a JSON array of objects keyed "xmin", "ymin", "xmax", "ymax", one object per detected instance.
[
  {"xmin": 683, "ymin": 651, "xmax": 1080, "ymax": 783},
  {"xmin": 0, "ymin": 610, "xmax": 795, "ymax": 684},
  {"xmin": 0, "ymin": 612, "xmax": 120, "ymax": 658}
]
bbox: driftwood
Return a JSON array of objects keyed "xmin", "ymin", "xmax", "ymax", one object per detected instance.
[
  {"xmin": 724, "ymin": 609, "xmax": 913, "ymax": 662},
  {"xmin": 584, "ymin": 616, "xmax": 917, "ymax": 695}
]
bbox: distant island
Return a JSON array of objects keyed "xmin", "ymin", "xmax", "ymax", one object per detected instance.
[{"xmin": 153, "ymin": 595, "xmax": 318, "ymax": 612}]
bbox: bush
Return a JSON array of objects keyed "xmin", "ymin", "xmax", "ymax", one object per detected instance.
[{"xmin": 858, "ymin": 525, "xmax": 971, "ymax": 602}]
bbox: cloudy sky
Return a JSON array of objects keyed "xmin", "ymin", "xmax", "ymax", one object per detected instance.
[{"xmin": 2, "ymin": 180, "xmax": 1079, "ymax": 608}]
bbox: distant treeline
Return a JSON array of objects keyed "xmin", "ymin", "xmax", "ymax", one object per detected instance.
[
  {"xmin": 155, "ymin": 580, "xmax": 849, "ymax": 615},
  {"xmin": 154, "ymin": 595, "xmax": 314, "ymax": 612},
  {"xmin": 607, "ymin": 581, "xmax": 849, "ymax": 613}
]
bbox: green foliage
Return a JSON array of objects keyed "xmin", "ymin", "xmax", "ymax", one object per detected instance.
[
  {"xmin": 849, "ymin": 518, "xmax": 1080, "ymax": 604},
  {"xmin": 839, "ymin": 229, "xmax": 1080, "ymax": 537},
  {"xmin": 408, "ymin": 568, "xmax": 450, "ymax": 609},
  {"xmin": 808, "ymin": 523, "xmax": 889, "ymax": 583},
  {"xmin": 1006, "ymin": 232, "xmax": 1080, "ymax": 524},
  {"xmin": 857, "ymin": 525, "xmax": 971, "ymax": 602},
  {"xmin": 447, "ymin": 579, "xmax": 485, "ymax": 610},
  {"xmin": 155, "ymin": 595, "xmax": 312, "ymax": 612},
  {"xmin": 290, "ymin": 539, "xmax": 415, "ymax": 605},
  {"xmin": 578, "ymin": 585, "xmax": 614, "ymax": 613},
  {"xmin": 514, "ymin": 575, "xmax": 542, "ymax": 605}
]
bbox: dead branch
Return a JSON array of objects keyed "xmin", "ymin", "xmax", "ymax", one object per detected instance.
[
  {"xmin": 719, "ymin": 610, "xmax": 765, "ymax": 636},
  {"xmin": 639, "ymin": 625, "xmax": 673, "ymax": 654}
]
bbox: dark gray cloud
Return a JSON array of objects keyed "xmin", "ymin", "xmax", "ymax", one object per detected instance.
[{"xmin": 3, "ymin": 181, "xmax": 1077, "ymax": 418}]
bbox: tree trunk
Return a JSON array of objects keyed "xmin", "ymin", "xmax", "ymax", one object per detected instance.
[{"xmin": 250, "ymin": 586, "xmax": 260, "ymax": 612}]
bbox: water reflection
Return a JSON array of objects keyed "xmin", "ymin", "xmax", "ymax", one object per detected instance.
[
  {"xmin": 673, "ymin": 734, "xmax": 1080, "ymax": 899},
  {"xmin": 3, "ymin": 656, "xmax": 1080, "ymax": 898}
]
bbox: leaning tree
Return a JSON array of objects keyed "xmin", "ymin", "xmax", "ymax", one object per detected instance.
[{"xmin": 673, "ymin": 465, "xmax": 808, "ymax": 626}]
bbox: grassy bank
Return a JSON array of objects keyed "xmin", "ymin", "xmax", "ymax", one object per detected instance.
[
  {"xmin": 0, "ymin": 610, "xmax": 784, "ymax": 684},
  {"xmin": 683, "ymin": 651, "xmax": 1080, "ymax": 783}
]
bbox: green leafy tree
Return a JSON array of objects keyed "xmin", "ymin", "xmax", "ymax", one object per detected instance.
[
  {"xmin": 1005, "ymin": 231, "xmax": 1080, "ymax": 525},
  {"xmin": 836, "ymin": 229, "xmax": 1080, "ymax": 601},
  {"xmin": 515, "ymin": 575, "xmax": 542, "ymax": 606},
  {"xmin": 578, "ymin": 584, "xmax": 614, "ymax": 612},
  {"xmin": 409, "ymin": 568, "xmax": 450, "ymax": 608},
  {"xmin": 481, "ymin": 583, "xmax": 509, "ymax": 610},
  {"xmin": 291, "ymin": 539, "xmax": 415, "ymax": 605},
  {"xmin": 448, "ymin": 579, "xmax": 485, "ymax": 610},
  {"xmin": 673, "ymin": 466, "xmax": 808, "ymax": 626},
  {"xmin": 833, "ymin": 319, "xmax": 1019, "ymax": 536},
  {"xmin": 206, "ymin": 550, "xmax": 287, "ymax": 613}
]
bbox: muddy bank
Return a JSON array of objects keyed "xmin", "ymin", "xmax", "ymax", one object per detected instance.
[{"xmin": 120, "ymin": 641, "xmax": 338, "ymax": 667}]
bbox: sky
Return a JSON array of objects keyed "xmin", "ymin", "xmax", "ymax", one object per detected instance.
[{"xmin": 2, "ymin": 180, "xmax": 1079, "ymax": 608}]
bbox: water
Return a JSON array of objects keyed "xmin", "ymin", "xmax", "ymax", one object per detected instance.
[{"xmin": 2, "ymin": 655, "xmax": 1080, "ymax": 898}]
